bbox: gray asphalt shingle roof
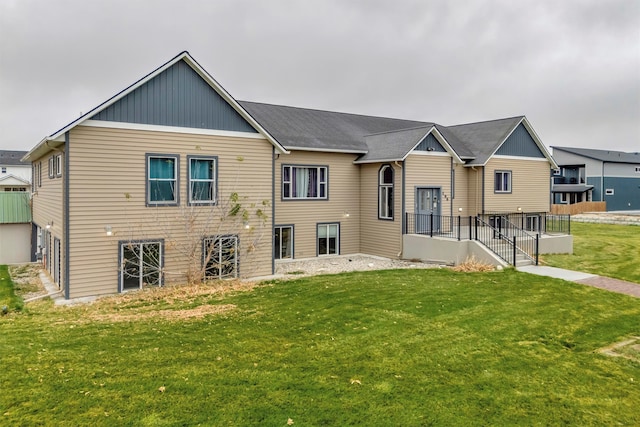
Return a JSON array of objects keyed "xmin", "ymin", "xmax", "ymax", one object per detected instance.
[
  {"xmin": 357, "ymin": 126, "xmax": 435, "ymax": 163},
  {"xmin": 240, "ymin": 101, "xmax": 528, "ymax": 165},
  {"xmin": 445, "ymin": 117, "xmax": 524, "ymax": 165},
  {"xmin": 552, "ymin": 146, "xmax": 640, "ymax": 164},
  {"xmin": 239, "ymin": 101, "xmax": 431, "ymax": 153},
  {"xmin": 0, "ymin": 150, "xmax": 29, "ymax": 166}
]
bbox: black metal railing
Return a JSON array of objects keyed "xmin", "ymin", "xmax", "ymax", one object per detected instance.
[
  {"xmin": 542, "ymin": 213, "xmax": 571, "ymax": 234},
  {"xmin": 404, "ymin": 212, "xmax": 557, "ymax": 266},
  {"xmin": 481, "ymin": 211, "xmax": 571, "ymax": 235},
  {"xmin": 474, "ymin": 216, "xmax": 517, "ymax": 265},
  {"xmin": 405, "ymin": 213, "xmax": 474, "ymax": 240},
  {"xmin": 497, "ymin": 216, "xmax": 539, "ymax": 265}
]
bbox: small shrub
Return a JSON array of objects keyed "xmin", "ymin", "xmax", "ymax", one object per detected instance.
[{"xmin": 452, "ymin": 256, "xmax": 496, "ymax": 272}]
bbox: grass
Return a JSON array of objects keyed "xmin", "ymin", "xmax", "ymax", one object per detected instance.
[
  {"xmin": 543, "ymin": 222, "xmax": 640, "ymax": 284},
  {"xmin": 0, "ymin": 265, "xmax": 23, "ymax": 313},
  {"xmin": 1, "ymin": 268, "xmax": 639, "ymax": 426}
]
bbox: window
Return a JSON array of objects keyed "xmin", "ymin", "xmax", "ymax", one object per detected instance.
[
  {"xmin": 635, "ymin": 167, "xmax": 640, "ymax": 173},
  {"xmin": 38, "ymin": 162, "xmax": 42, "ymax": 187},
  {"xmin": 317, "ymin": 223, "xmax": 339, "ymax": 256},
  {"xmin": 48, "ymin": 156, "xmax": 54, "ymax": 178},
  {"xmin": 282, "ymin": 165, "xmax": 327, "ymax": 199},
  {"xmin": 494, "ymin": 170, "xmax": 512, "ymax": 193},
  {"xmin": 146, "ymin": 154, "xmax": 179, "ymax": 205},
  {"xmin": 1, "ymin": 167, "xmax": 6, "ymax": 173},
  {"xmin": 378, "ymin": 165, "xmax": 394, "ymax": 219},
  {"xmin": 526, "ymin": 215, "xmax": 540, "ymax": 232},
  {"xmin": 553, "ymin": 168, "xmax": 562, "ymax": 176},
  {"xmin": 120, "ymin": 241, "xmax": 163, "ymax": 290},
  {"xmin": 204, "ymin": 235, "xmax": 239, "ymax": 279},
  {"xmin": 188, "ymin": 156, "xmax": 217, "ymax": 204},
  {"xmin": 55, "ymin": 154, "xmax": 62, "ymax": 177},
  {"xmin": 274, "ymin": 225, "xmax": 293, "ymax": 259},
  {"xmin": 605, "ymin": 188, "xmax": 614, "ymax": 196}
]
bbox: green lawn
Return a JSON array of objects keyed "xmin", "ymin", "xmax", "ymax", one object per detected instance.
[
  {"xmin": 0, "ymin": 265, "xmax": 23, "ymax": 313},
  {"xmin": 1, "ymin": 269, "xmax": 639, "ymax": 426},
  {"xmin": 544, "ymin": 222, "xmax": 640, "ymax": 283}
]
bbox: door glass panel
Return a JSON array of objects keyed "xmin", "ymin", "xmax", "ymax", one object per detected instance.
[{"xmin": 122, "ymin": 244, "xmax": 142, "ymax": 290}]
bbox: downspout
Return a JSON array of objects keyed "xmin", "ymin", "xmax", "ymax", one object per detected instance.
[
  {"xmin": 450, "ymin": 157, "xmax": 454, "ymax": 217},
  {"xmin": 396, "ymin": 160, "xmax": 405, "ymax": 258},
  {"xmin": 271, "ymin": 147, "xmax": 276, "ymax": 274},
  {"xmin": 481, "ymin": 166, "xmax": 485, "ymax": 214},
  {"xmin": 63, "ymin": 132, "xmax": 70, "ymax": 299},
  {"xmin": 601, "ymin": 161, "xmax": 605, "ymax": 202}
]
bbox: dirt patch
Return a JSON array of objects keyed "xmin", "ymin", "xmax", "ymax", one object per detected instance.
[
  {"xmin": 53, "ymin": 279, "xmax": 260, "ymax": 323},
  {"xmin": 596, "ymin": 337, "xmax": 640, "ymax": 362},
  {"xmin": 8, "ymin": 264, "xmax": 46, "ymax": 300},
  {"xmin": 88, "ymin": 303, "xmax": 237, "ymax": 323}
]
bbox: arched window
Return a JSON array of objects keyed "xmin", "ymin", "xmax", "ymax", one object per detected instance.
[{"xmin": 379, "ymin": 165, "xmax": 394, "ymax": 220}]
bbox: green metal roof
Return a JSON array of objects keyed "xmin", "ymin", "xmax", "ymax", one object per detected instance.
[{"xmin": 0, "ymin": 193, "xmax": 32, "ymax": 223}]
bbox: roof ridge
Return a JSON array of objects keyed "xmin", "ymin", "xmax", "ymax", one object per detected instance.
[
  {"xmin": 447, "ymin": 115, "xmax": 524, "ymax": 128},
  {"xmin": 238, "ymin": 100, "xmax": 430, "ymax": 124},
  {"xmin": 363, "ymin": 124, "xmax": 435, "ymax": 138}
]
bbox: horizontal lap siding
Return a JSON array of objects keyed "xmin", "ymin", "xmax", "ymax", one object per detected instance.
[
  {"xmin": 484, "ymin": 157, "xmax": 551, "ymax": 213},
  {"xmin": 359, "ymin": 163, "xmax": 402, "ymax": 259},
  {"xmin": 275, "ymin": 151, "xmax": 360, "ymax": 258},
  {"xmin": 467, "ymin": 167, "xmax": 482, "ymax": 216},
  {"xmin": 68, "ymin": 126, "xmax": 273, "ymax": 298},
  {"xmin": 405, "ymin": 154, "xmax": 453, "ymax": 216},
  {"xmin": 32, "ymin": 153, "xmax": 64, "ymax": 233},
  {"xmin": 452, "ymin": 163, "xmax": 469, "ymax": 215}
]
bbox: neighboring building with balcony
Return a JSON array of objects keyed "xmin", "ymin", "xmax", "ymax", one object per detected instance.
[{"xmin": 551, "ymin": 146, "xmax": 640, "ymax": 211}]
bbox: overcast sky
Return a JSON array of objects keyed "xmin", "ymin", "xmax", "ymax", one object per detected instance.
[{"xmin": 1, "ymin": 0, "xmax": 639, "ymax": 153}]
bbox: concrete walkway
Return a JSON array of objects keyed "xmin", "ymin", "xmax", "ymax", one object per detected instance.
[{"xmin": 517, "ymin": 265, "xmax": 640, "ymax": 298}]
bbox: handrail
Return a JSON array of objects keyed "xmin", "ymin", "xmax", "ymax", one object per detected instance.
[
  {"xmin": 474, "ymin": 216, "xmax": 517, "ymax": 265},
  {"xmin": 404, "ymin": 212, "xmax": 551, "ymax": 266},
  {"xmin": 499, "ymin": 217, "xmax": 539, "ymax": 265}
]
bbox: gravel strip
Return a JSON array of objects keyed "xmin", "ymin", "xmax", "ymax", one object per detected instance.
[{"xmin": 275, "ymin": 254, "xmax": 443, "ymax": 279}]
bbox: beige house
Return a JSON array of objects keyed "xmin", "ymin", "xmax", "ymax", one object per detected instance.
[{"xmin": 24, "ymin": 51, "xmax": 564, "ymax": 300}]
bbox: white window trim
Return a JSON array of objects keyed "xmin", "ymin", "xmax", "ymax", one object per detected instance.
[
  {"xmin": 203, "ymin": 235, "xmax": 239, "ymax": 280},
  {"xmin": 605, "ymin": 188, "xmax": 614, "ymax": 196},
  {"xmin": 146, "ymin": 154, "xmax": 179, "ymax": 206},
  {"xmin": 187, "ymin": 156, "xmax": 217, "ymax": 205},
  {"xmin": 282, "ymin": 165, "xmax": 328, "ymax": 200},
  {"xmin": 317, "ymin": 223, "xmax": 339, "ymax": 256},
  {"xmin": 494, "ymin": 170, "xmax": 512, "ymax": 193},
  {"xmin": 378, "ymin": 165, "xmax": 394, "ymax": 220},
  {"xmin": 48, "ymin": 156, "xmax": 54, "ymax": 179},
  {"xmin": 274, "ymin": 225, "xmax": 294, "ymax": 260},
  {"xmin": 55, "ymin": 154, "xmax": 62, "ymax": 177}
]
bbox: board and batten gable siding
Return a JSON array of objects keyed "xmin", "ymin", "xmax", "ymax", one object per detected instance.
[
  {"xmin": 495, "ymin": 123, "xmax": 545, "ymax": 158},
  {"xmin": 91, "ymin": 60, "xmax": 257, "ymax": 134},
  {"xmin": 274, "ymin": 151, "xmax": 360, "ymax": 258},
  {"xmin": 404, "ymin": 154, "xmax": 453, "ymax": 217},
  {"xmin": 483, "ymin": 157, "xmax": 551, "ymax": 213},
  {"xmin": 359, "ymin": 162, "xmax": 402, "ymax": 259},
  {"xmin": 67, "ymin": 125, "xmax": 273, "ymax": 299}
]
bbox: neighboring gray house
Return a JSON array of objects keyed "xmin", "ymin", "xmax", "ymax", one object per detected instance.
[
  {"xmin": 0, "ymin": 150, "xmax": 30, "ymax": 192},
  {"xmin": 551, "ymin": 146, "xmax": 640, "ymax": 211}
]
